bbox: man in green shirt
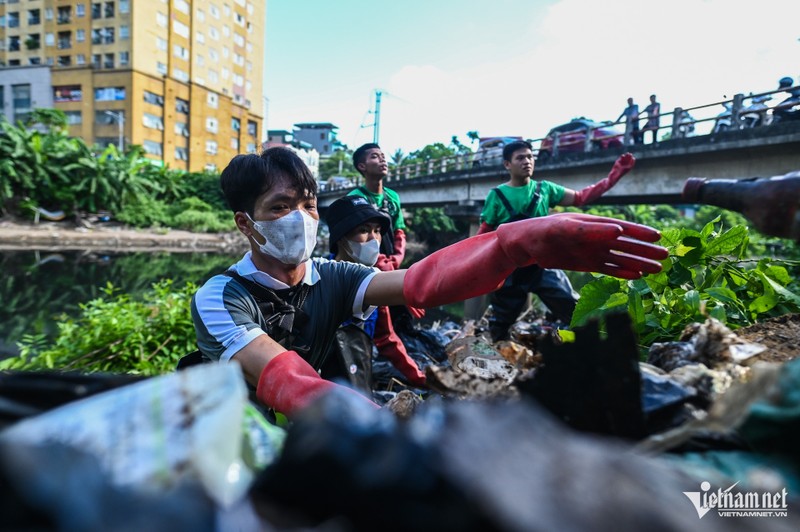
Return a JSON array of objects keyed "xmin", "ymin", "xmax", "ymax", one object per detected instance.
[
  {"xmin": 478, "ymin": 140, "xmax": 635, "ymax": 341},
  {"xmin": 349, "ymin": 143, "xmax": 407, "ymax": 262}
]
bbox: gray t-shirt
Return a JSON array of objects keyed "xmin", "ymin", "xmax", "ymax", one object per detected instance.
[{"xmin": 191, "ymin": 255, "xmax": 377, "ymax": 369}]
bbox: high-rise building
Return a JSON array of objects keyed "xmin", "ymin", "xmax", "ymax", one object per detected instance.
[{"xmin": 0, "ymin": 0, "xmax": 265, "ymax": 172}]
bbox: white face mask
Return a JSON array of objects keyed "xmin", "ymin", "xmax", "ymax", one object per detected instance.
[
  {"xmin": 247, "ymin": 210, "xmax": 318, "ymax": 265},
  {"xmin": 340, "ymin": 238, "xmax": 380, "ymax": 266}
]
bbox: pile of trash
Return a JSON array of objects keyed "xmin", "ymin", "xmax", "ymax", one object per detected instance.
[{"xmin": 1, "ymin": 312, "xmax": 798, "ymax": 530}]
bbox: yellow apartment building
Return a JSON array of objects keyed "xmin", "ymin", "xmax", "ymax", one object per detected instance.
[{"xmin": 0, "ymin": 0, "xmax": 265, "ymax": 171}]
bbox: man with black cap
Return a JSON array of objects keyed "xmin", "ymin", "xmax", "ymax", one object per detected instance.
[
  {"xmin": 326, "ymin": 196, "xmax": 426, "ymax": 386},
  {"xmin": 190, "ymin": 147, "xmax": 668, "ymax": 419}
]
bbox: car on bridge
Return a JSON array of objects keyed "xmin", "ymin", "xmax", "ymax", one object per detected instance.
[
  {"xmin": 471, "ymin": 136, "xmax": 523, "ymax": 167},
  {"xmin": 537, "ymin": 118, "xmax": 623, "ymax": 161}
]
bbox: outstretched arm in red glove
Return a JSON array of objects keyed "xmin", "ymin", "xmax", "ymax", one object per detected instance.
[
  {"xmin": 364, "ymin": 212, "xmax": 668, "ymax": 309},
  {"xmin": 233, "ymin": 335, "xmax": 379, "ymax": 417},
  {"xmin": 563, "ymin": 152, "xmax": 636, "ymax": 206}
]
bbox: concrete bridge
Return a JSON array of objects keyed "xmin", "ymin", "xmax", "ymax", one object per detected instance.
[{"xmin": 318, "ymin": 121, "xmax": 800, "ymax": 218}]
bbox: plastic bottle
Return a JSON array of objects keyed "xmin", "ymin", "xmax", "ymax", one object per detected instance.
[{"xmin": 682, "ymin": 170, "xmax": 800, "ymax": 240}]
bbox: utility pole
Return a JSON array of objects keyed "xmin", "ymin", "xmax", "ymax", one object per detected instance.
[{"xmin": 373, "ymin": 89, "xmax": 382, "ymax": 144}]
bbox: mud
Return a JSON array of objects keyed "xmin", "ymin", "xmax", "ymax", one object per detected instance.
[{"xmin": 736, "ymin": 313, "xmax": 800, "ymax": 364}]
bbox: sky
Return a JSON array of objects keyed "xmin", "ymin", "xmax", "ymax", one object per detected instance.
[{"xmin": 264, "ymin": 0, "xmax": 800, "ymax": 157}]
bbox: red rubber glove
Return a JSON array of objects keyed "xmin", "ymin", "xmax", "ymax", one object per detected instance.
[
  {"xmin": 373, "ymin": 306, "xmax": 426, "ymax": 386},
  {"xmin": 407, "ymin": 306, "xmax": 426, "ymax": 319},
  {"xmin": 403, "ymin": 212, "xmax": 668, "ymax": 309},
  {"xmin": 374, "ymin": 229, "xmax": 407, "ymax": 271},
  {"xmin": 256, "ymin": 350, "xmax": 380, "ymax": 417},
  {"xmin": 572, "ymin": 153, "xmax": 635, "ymax": 206},
  {"xmin": 476, "ymin": 222, "xmax": 494, "ymax": 235}
]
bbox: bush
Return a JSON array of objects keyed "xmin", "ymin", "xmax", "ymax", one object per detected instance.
[
  {"xmin": 2, "ymin": 280, "xmax": 198, "ymax": 375},
  {"xmin": 168, "ymin": 197, "xmax": 234, "ymax": 232}
]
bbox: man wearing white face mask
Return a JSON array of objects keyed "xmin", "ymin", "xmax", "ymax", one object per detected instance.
[
  {"xmin": 191, "ymin": 147, "xmax": 669, "ymax": 419},
  {"xmin": 326, "ymin": 196, "xmax": 426, "ymax": 387}
]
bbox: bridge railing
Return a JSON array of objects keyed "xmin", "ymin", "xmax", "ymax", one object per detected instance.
[{"xmin": 383, "ymin": 84, "xmax": 800, "ymax": 183}]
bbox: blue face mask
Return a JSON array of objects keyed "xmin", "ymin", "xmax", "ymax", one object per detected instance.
[{"xmin": 247, "ymin": 210, "xmax": 319, "ymax": 265}]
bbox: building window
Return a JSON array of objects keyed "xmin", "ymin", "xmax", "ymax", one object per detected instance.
[
  {"xmin": 174, "ymin": 122, "xmax": 189, "ymax": 136},
  {"xmin": 119, "ymin": 51, "xmax": 128, "ymax": 66},
  {"xmin": 174, "ymin": 0, "xmax": 189, "ymax": 15},
  {"xmin": 57, "ymin": 6, "xmax": 71, "ymax": 24},
  {"xmin": 221, "ymin": 46, "xmax": 229, "ymax": 58},
  {"xmin": 8, "ymin": 36, "xmax": 21, "ymax": 52},
  {"xmin": 95, "ymin": 86, "xmax": 126, "ymax": 101},
  {"xmin": 119, "ymin": 1, "xmax": 129, "ymax": 14},
  {"xmin": 29, "ymin": 58, "xmax": 42, "ymax": 65},
  {"xmin": 45, "ymin": 8, "xmax": 54, "ymax": 21},
  {"xmin": 95, "ymin": 109, "xmax": 124, "ymax": 126},
  {"xmin": 103, "ymin": 52, "xmax": 114, "ymax": 68},
  {"xmin": 173, "ymin": 20, "xmax": 189, "ymax": 38},
  {"xmin": 221, "ymin": 67, "xmax": 229, "ymax": 80},
  {"xmin": 57, "ymin": 31, "xmax": 71, "ymax": 49},
  {"xmin": 223, "ymin": 4, "xmax": 231, "ymax": 17},
  {"xmin": 25, "ymin": 34, "xmax": 41, "ymax": 50},
  {"xmin": 143, "ymin": 112, "xmax": 164, "ymax": 130},
  {"xmin": 91, "ymin": 29, "xmax": 102, "ymax": 44},
  {"xmin": 156, "ymin": 12, "xmax": 167, "ymax": 27},
  {"xmin": 76, "ymin": 54, "xmax": 85, "ymax": 65},
  {"xmin": 231, "ymin": 117, "xmax": 240, "ymax": 131},
  {"xmin": 12, "ymin": 84, "xmax": 32, "ymax": 123},
  {"xmin": 173, "ymin": 68, "xmax": 189, "ymax": 82},
  {"xmin": 156, "ymin": 37, "xmax": 167, "ymax": 51},
  {"xmin": 120, "ymin": 25, "xmax": 129, "ymax": 39},
  {"xmin": 205, "ymin": 140, "xmax": 218, "ymax": 155},
  {"xmin": 143, "ymin": 90, "xmax": 164, "ymax": 106},
  {"xmin": 222, "ymin": 25, "xmax": 230, "ymax": 37},
  {"xmin": 247, "ymin": 120, "xmax": 257, "ymax": 136},
  {"xmin": 156, "ymin": 61, "xmax": 167, "ymax": 75},
  {"xmin": 208, "ymin": 70, "xmax": 219, "ymax": 83},
  {"xmin": 143, "ymin": 140, "xmax": 163, "ymax": 156},
  {"xmin": 92, "ymin": 3, "xmax": 101, "ymax": 19},
  {"xmin": 196, "ymin": 32, "xmax": 205, "ymax": 44},
  {"xmin": 209, "ymin": 26, "xmax": 219, "ymax": 41},
  {"xmin": 246, "ymin": 142, "xmax": 256, "ymax": 154},
  {"xmin": 28, "ymin": 9, "xmax": 41, "ymax": 25},
  {"xmin": 91, "ymin": 54, "xmax": 101, "ymax": 68},
  {"xmin": 207, "ymin": 92, "xmax": 218, "ymax": 108},
  {"xmin": 65, "ymin": 111, "xmax": 82, "ymax": 125},
  {"xmin": 196, "ymin": 54, "xmax": 204, "ymax": 66},
  {"xmin": 175, "ymin": 146, "xmax": 188, "ymax": 161},
  {"xmin": 7, "ymin": 12, "xmax": 20, "ymax": 28},
  {"xmin": 197, "ymin": 9, "xmax": 205, "ymax": 22},
  {"xmin": 54, "ymin": 85, "xmax": 82, "ymax": 102},
  {"xmin": 208, "ymin": 48, "xmax": 219, "ymax": 62},
  {"xmin": 57, "ymin": 55, "xmax": 72, "ymax": 67},
  {"xmin": 173, "ymin": 44, "xmax": 189, "ymax": 60},
  {"xmin": 76, "ymin": 29, "xmax": 85, "ymax": 42},
  {"xmin": 230, "ymin": 137, "xmax": 239, "ymax": 150},
  {"xmin": 76, "ymin": 4, "xmax": 86, "ymax": 17},
  {"xmin": 104, "ymin": 27, "xmax": 115, "ymax": 44},
  {"xmin": 205, "ymin": 117, "xmax": 218, "ymax": 133},
  {"xmin": 209, "ymin": 3, "xmax": 220, "ymax": 18},
  {"xmin": 104, "ymin": 1, "xmax": 114, "ymax": 18},
  {"xmin": 176, "ymin": 98, "xmax": 190, "ymax": 114}
]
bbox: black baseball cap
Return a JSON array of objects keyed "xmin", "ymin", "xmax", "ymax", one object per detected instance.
[{"xmin": 326, "ymin": 196, "xmax": 390, "ymax": 254}]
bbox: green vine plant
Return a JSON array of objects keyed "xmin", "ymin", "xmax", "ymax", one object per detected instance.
[{"xmin": 571, "ymin": 217, "xmax": 800, "ymax": 354}]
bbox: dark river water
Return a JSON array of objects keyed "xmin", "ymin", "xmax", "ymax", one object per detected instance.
[{"xmin": 0, "ymin": 249, "xmax": 240, "ymax": 358}]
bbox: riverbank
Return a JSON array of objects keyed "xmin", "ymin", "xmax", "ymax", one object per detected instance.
[{"xmin": 0, "ymin": 217, "xmax": 246, "ymax": 253}]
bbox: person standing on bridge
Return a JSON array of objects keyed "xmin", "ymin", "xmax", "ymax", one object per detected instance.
[
  {"xmin": 190, "ymin": 147, "xmax": 665, "ymax": 419},
  {"xmin": 617, "ymin": 97, "xmax": 642, "ymax": 145},
  {"xmin": 642, "ymin": 94, "xmax": 661, "ymax": 144},
  {"xmin": 477, "ymin": 140, "xmax": 636, "ymax": 342}
]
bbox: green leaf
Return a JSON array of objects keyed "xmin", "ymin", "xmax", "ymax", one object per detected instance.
[
  {"xmin": 703, "ymin": 286, "xmax": 741, "ymax": 306},
  {"xmin": 572, "ymin": 277, "xmax": 625, "ymax": 328},
  {"xmin": 749, "ymin": 293, "xmax": 779, "ymax": 314},
  {"xmin": 705, "ymin": 225, "xmax": 748, "ymax": 257}
]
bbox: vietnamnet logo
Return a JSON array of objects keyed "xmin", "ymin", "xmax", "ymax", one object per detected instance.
[{"xmin": 683, "ymin": 481, "xmax": 789, "ymax": 518}]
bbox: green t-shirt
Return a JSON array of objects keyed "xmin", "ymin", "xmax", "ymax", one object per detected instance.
[
  {"xmin": 480, "ymin": 180, "xmax": 566, "ymax": 227},
  {"xmin": 348, "ymin": 186, "xmax": 406, "ymax": 231}
]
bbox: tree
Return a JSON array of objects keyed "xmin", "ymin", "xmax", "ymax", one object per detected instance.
[{"xmin": 318, "ymin": 150, "xmax": 359, "ymax": 181}]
